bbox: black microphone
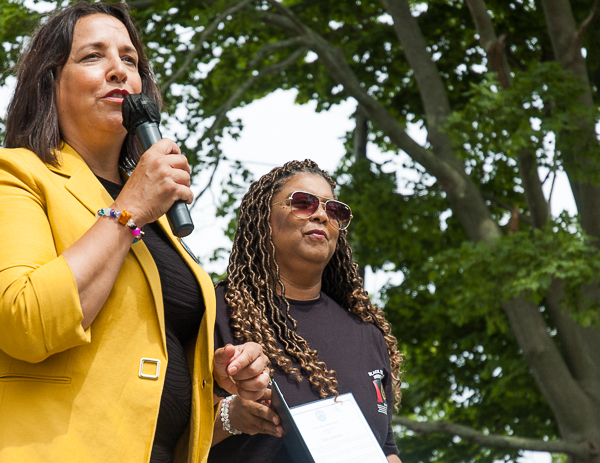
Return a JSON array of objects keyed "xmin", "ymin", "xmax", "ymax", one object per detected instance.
[{"xmin": 122, "ymin": 93, "xmax": 194, "ymax": 238}]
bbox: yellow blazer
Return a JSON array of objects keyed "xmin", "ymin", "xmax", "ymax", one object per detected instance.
[{"xmin": 0, "ymin": 145, "xmax": 216, "ymax": 463}]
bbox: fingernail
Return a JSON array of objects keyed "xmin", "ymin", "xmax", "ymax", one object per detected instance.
[
  {"xmin": 273, "ymin": 417, "xmax": 280, "ymax": 425},
  {"xmin": 229, "ymin": 366, "xmax": 238, "ymax": 375}
]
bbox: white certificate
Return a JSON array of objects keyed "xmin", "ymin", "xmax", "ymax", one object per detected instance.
[{"xmin": 289, "ymin": 393, "xmax": 388, "ymax": 463}]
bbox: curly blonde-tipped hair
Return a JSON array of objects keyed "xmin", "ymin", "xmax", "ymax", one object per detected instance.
[{"xmin": 218, "ymin": 159, "xmax": 402, "ymax": 405}]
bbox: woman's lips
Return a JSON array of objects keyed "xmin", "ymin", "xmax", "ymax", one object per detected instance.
[
  {"xmin": 103, "ymin": 89, "xmax": 130, "ymax": 102},
  {"xmin": 305, "ymin": 229, "xmax": 327, "ymax": 239}
]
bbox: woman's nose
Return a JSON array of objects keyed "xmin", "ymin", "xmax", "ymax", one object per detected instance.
[
  {"xmin": 310, "ymin": 202, "xmax": 329, "ymax": 223},
  {"xmin": 107, "ymin": 57, "xmax": 128, "ymax": 83}
]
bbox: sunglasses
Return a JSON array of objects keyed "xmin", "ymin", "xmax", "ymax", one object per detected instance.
[{"xmin": 272, "ymin": 191, "xmax": 353, "ymax": 230}]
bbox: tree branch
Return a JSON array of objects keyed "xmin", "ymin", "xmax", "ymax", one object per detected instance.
[
  {"xmin": 189, "ymin": 44, "xmax": 307, "ymax": 209},
  {"xmin": 540, "ymin": 0, "xmax": 600, "ymax": 243},
  {"xmin": 487, "ymin": 34, "xmax": 510, "ymax": 89},
  {"xmin": 200, "ymin": 46, "xmax": 307, "ymax": 146},
  {"xmin": 380, "ymin": 0, "xmax": 452, "ymax": 154},
  {"xmin": 577, "ymin": 0, "xmax": 599, "ymax": 39},
  {"xmin": 480, "ymin": 192, "xmax": 533, "ymax": 227},
  {"xmin": 247, "ymin": 37, "xmax": 306, "ymax": 69},
  {"xmin": 464, "ymin": 0, "xmax": 498, "ymax": 51},
  {"xmin": 501, "ymin": 296, "xmax": 594, "ymax": 437},
  {"xmin": 546, "ymin": 168, "xmax": 557, "ymax": 216},
  {"xmin": 545, "ymin": 279, "xmax": 600, "ymax": 404},
  {"xmin": 516, "ymin": 151, "xmax": 549, "ymax": 228},
  {"xmin": 259, "ymin": 4, "xmax": 501, "ymax": 244},
  {"xmin": 259, "ymin": 12, "xmax": 443, "ymax": 176},
  {"xmin": 463, "ymin": 2, "xmax": 551, "ymax": 230},
  {"xmin": 160, "ymin": 0, "xmax": 255, "ymax": 94},
  {"xmin": 264, "ymin": 0, "xmax": 309, "ymax": 35},
  {"xmin": 465, "ymin": 0, "xmax": 511, "ymax": 88},
  {"xmin": 353, "ymin": 106, "xmax": 369, "ymax": 161},
  {"xmin": 261, "ymin": 11, "xmax": 302, "ymax": 34},
  {"xmin": 190, "ymin": 152, "xmax": 222, "ymax": 210},
  {"xmin": 393, "ymin": 415, "xmax": 598, "ymax": 458},
  {"xmin": 353, "ymin": 106, "xmax": 369, "ymax": 283}
]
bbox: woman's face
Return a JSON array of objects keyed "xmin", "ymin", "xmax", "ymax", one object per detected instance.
[
  {"xmin": 55, "ymin": 14, "xmax": 142, "ymax": 143},
  {"xmin": 269, "ymin": 173, "xmax": 340, "ymax": 275}
]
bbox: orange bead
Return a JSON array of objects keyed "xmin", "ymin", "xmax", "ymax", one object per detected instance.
[{"xmin": 118, "ymin": 210, "xmax": 132, "ymax": 225}]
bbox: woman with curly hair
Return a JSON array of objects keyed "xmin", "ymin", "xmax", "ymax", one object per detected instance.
[{"xmin": 209, "ymin": 159, "xmax": 402, "ymax": 462}]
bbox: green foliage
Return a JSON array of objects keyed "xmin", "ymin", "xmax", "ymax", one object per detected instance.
[
  {"xmin": 3, "ymin": 0, "xmax": 600, "ymax": 461},
  {"xmin": 429, "ymin": 215, "xmax": 600, "ymax": 328},
  {"xmin": 0, "ymin": 0, "xmax": 38, "ymax": 85},
  {"xmin": 446, "ymin": 63, "xmax": 600, "ymax": 185}
]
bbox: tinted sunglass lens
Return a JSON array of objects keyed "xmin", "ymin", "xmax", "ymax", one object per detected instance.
[
  {"xmin": 326, "ymin": 201, "xmax": 352, "ymax": 229},
  {"xmin": 290, "ymin": 192, "xmax": 319, "ymax": 217}
]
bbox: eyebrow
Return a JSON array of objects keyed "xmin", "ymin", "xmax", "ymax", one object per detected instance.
[{"xmin": 77, "ymin": 42, "xmax": 138, "ymax": 55}]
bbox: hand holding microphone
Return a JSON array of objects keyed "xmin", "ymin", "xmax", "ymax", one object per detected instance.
[{"xmin": 121, "ymin": 93, "xmax": 194, "ymax": 238}]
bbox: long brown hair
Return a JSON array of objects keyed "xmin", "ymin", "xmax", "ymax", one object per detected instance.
[
  {"xmin": 218, "ymin": 159, "xmax": 402, "ymax": 404},
  {"xmin": 4, "ymin": 1, "xmax": 161, "ymax": 171}
]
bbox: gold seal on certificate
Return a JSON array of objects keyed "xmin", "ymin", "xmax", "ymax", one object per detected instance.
[{"xmin": 271, "ymin": 380, "xmax": 389, "ymax": 463}]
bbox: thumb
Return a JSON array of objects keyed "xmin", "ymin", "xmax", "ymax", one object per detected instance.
[{"xmin": 214, "ymin": 344, "xmax": 236, "ymax": 378}]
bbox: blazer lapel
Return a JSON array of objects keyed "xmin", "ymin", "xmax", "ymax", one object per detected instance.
[
  {"xmin": 130, "ymin": 242, "xmax": 167, "ymax": 353},
  {"xmin": 48, "ymin": 144, "xmax": 168, "ymax": 353},
  {"xmin": 49, "ymin": 144, "xmax": 114, "ymax": 214}
]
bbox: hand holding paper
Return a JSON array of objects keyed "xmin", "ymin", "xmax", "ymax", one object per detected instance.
[
  {"xmin": 229, "ymin": 389, "xmax": 284, "ymax": 437},
  {"xmin": 271, "ymin": 380, "xmax": 388, "ymax": 463}
]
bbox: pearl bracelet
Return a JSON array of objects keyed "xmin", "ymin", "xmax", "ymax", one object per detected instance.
[
  {"xmin": 221, "ymin": 395, "xmax": 242, "ymax": 435},
  {"xmin": 96, "ymin": 208, "xmax": 144, "ymax": 244}
]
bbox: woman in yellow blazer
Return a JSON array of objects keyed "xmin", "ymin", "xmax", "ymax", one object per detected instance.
[{"xmin": 0, "ymin": 3, "xmax": 268, "ymax": 462}]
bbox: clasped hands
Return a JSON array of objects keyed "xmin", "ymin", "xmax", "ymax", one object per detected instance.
[
  {"xmin": 213, "ymin": 342, "xmax": 270, "ymax": 401},
  {"xmin": 213, "ymin": 343, "xmax": 283, "ymax": 437}
]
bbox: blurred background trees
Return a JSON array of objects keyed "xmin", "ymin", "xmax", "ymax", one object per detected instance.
[{"xmin": 2, "ymin": 0, "xmax": 600, "ymax": 461}]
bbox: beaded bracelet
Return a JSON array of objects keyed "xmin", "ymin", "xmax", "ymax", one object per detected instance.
[
  {"xmin": 220, "ymin": 395, "xmax": 242, "ymax": 435},
  {"xmin": 95, "ymin": 208, "xmax": 144, "ymax": 244}
]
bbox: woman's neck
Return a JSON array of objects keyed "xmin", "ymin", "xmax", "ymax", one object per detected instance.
[
  {"xmin": 278, "ymin": 272, "xmax": 323, "ymax": 301},
  {"xmin": 64, "ymin": 135, "xmax": 124, "ymax": 184}
]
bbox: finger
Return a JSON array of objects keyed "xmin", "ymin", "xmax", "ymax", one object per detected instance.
[
  {"xmin": 251, "ymin": 417, "xmax": 283, "ymax": 438},
  {"xmin": 234, "ymin": 371, "xmax": 271, "ymax": 400},
  {"xmin": 145, "ymin": 138, "xmax": 181, "ymax": 156},
  {"xmin": 250, "ymin": 401, "xmax": 280, "ymax": 426},
  {"xmin": 167, "ymin": 154, "xmax": 191, "ymax": 174},
  {"xmin": 214, "ymin": 345, "xmax": 237, "ymax": 380},
  {"xmin": 174, "ymin": 185, "xmax": 194, "ymax": 204},
  {"xmin": 228, "ymin": 346, "xmax": 268, "ymax": 379},
  {"xmin": 226, "ymin": 343, "xmax": 261, "ymax": 377},
  {"xmin": 261, "ymin": 388, "xmax": 272, "ymax": 401},
  {"xmin": 229, "ymin": 358, "xmax": 268, "ymax": 381},
  {"xmin": 168, "ymin": 169, "xmax": 191, "ymax": 187}
]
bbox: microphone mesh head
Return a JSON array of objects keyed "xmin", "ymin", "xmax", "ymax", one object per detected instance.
[{"xmin": 122, "ymin": 94, "xmax": 161, "ymax": 134}]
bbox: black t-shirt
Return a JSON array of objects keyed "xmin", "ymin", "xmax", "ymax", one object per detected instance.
[{"xmin": 209, "ymin": 286, "xmax": 398, "ymax": 463}]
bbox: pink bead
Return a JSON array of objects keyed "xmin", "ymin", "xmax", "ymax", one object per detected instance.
[{"xmin": 132, "ymin": 228, "xmax": 141, "ymax": 237}]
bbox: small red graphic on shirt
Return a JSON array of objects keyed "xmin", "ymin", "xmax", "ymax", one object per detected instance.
[
  {"xmin": 372, "ymin": 381, "xmax": 384, "ymax": 403},
  {"xmin": 368, "ymin": 369, "xmax": 388, "ymax": 415}
]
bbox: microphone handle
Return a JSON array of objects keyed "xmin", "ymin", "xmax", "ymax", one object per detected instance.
[{"xmin": 135, "ymin": 122, "xmax": 195, "ymax": 238}]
